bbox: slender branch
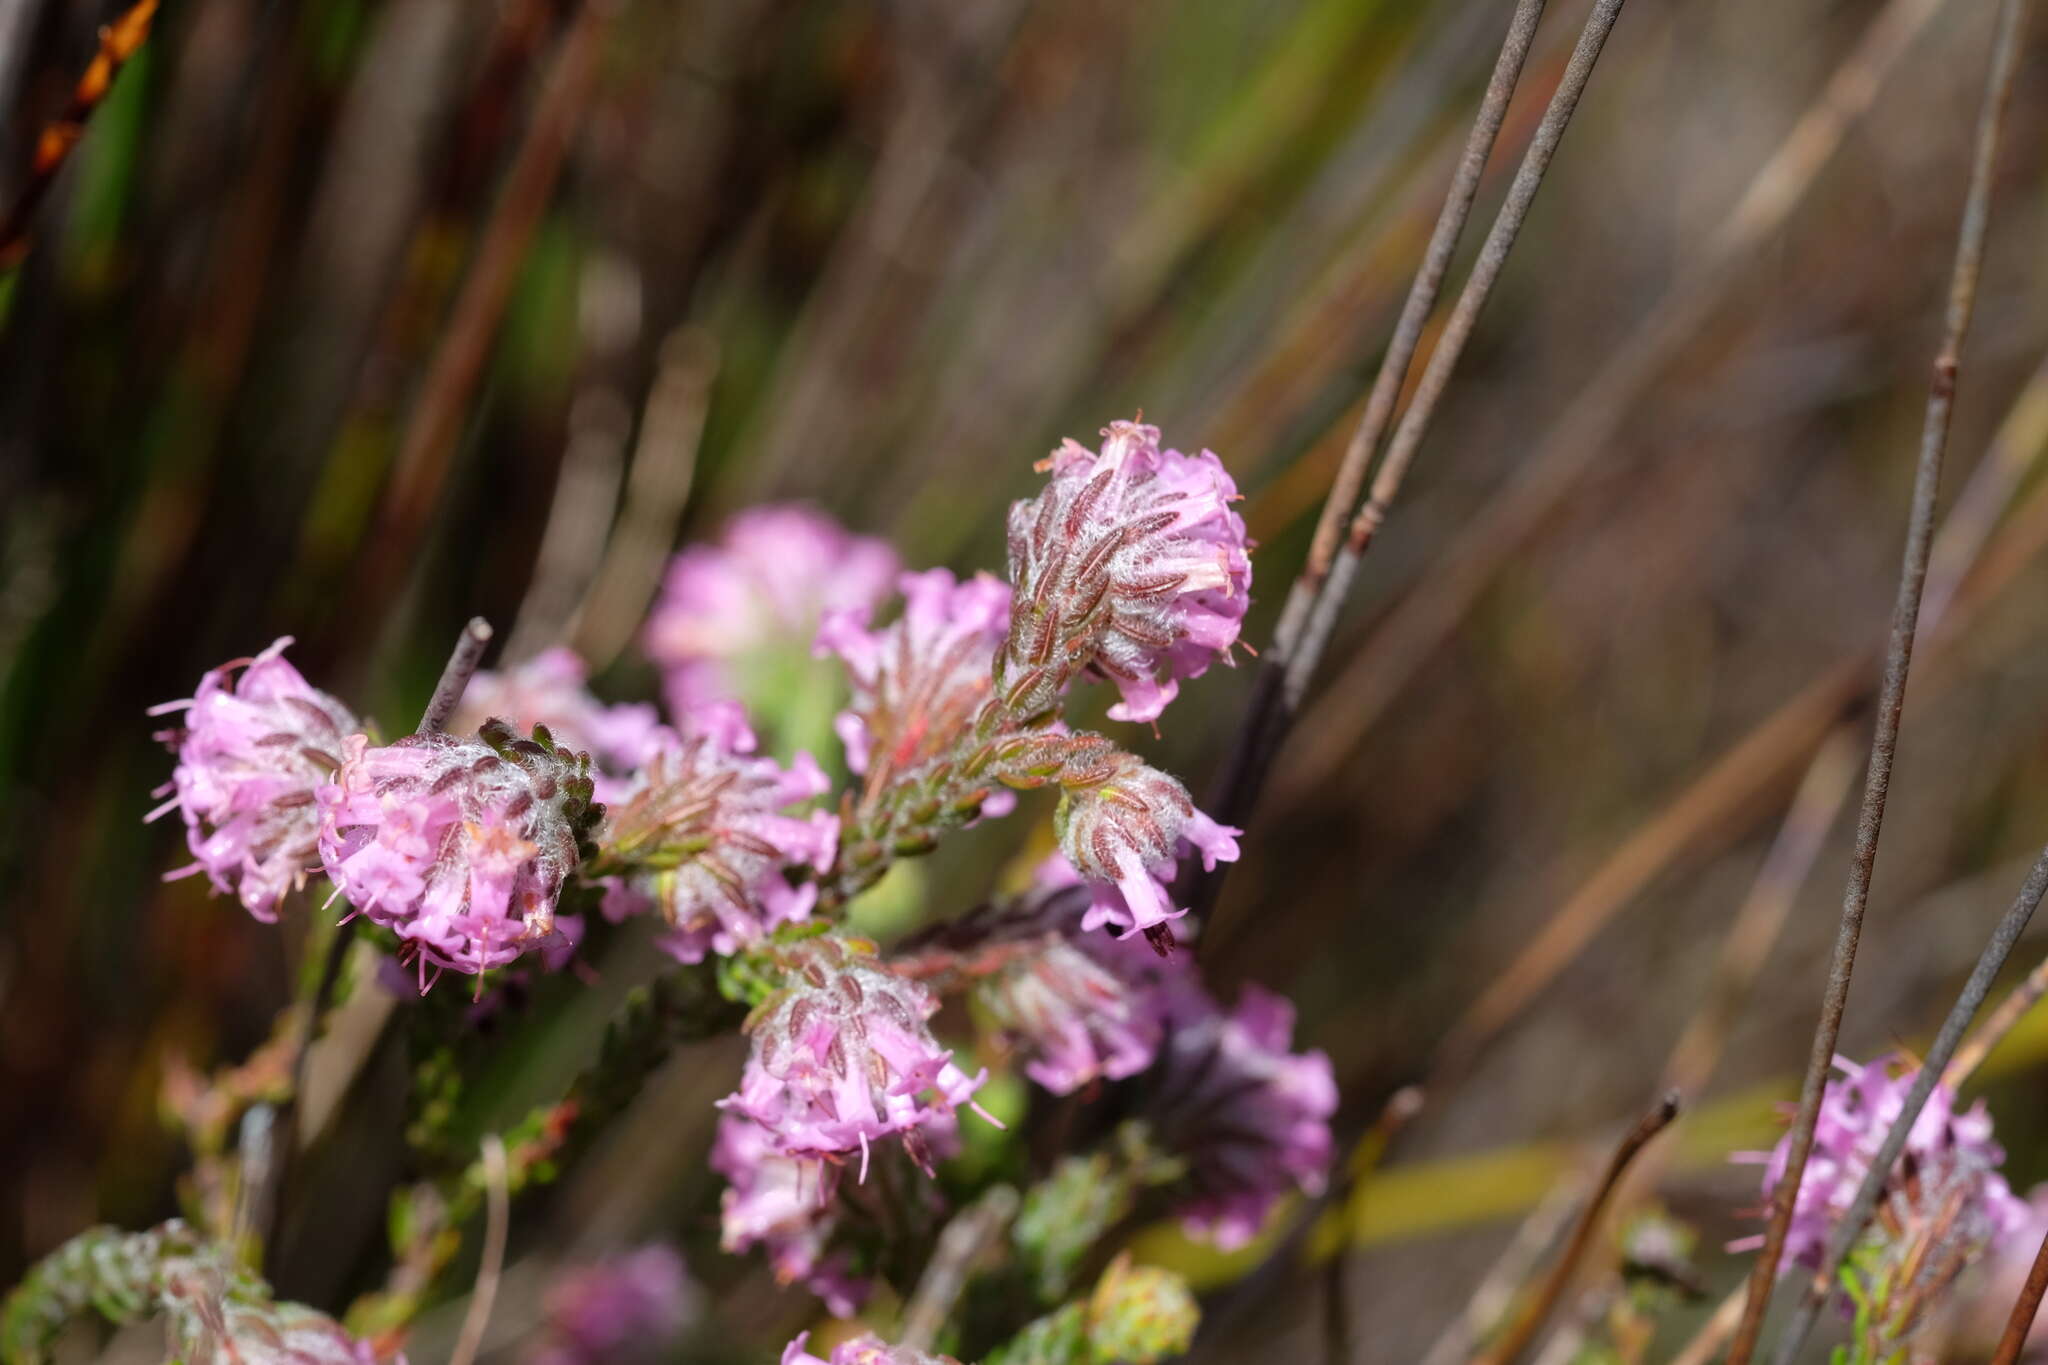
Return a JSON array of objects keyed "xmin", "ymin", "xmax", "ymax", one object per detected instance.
[
  {"xmin": 1948, "ymin": 947, "xmax": 2048, "ymax": 1085},
  {"xmin": 1767, "ymin": 838, "xmax": 2048, "ymax": 1363},
  {"xmin": 448, "ymin": 1135, "xmax": 510, "ymax": 1365},
  {"xmin": 1206, "ymin": 0, "xmax": 1547, "ymax": 854},
  {"xmin": 417, "ymin": 616, "xmax": 495, "ymax": 736},
  {"xmin": 1992, "ymin": 1224, "xmax": 2048, "ymax": 1365},
  {"xmin": 1665, "ymin": 1284, "xmax": 1744, "ymax": 1365},
  {"xmin": 1421, "ymin": 1166, "xmax": 1590, "ymax": 1365},
  {"xmin": 1467, "ymin": 1092, "xmax": 1679, "ymax": 1365},
  {"xmin": 1728, "ymin": 4, "xmax": 2024, "ymax": 1358},
  {"xmin": 1274, "ymin": 0, "xmax": 1958, "ymax": 804},
  {"xmin": 900, "ymin": 1186, "xmax": 1020, "ymax": 1353},
  {"xmin": 1285, "ymin": 0, "xmax": 1547, "ymax": 645}
]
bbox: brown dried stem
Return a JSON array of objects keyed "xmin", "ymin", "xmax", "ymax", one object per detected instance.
[
  {"xmin": 1730, "ymin": 3, "xmax": 2025, "ymax": 1358},
  {"xmin": 1992, "ymin": 1225, "xmax": 2048, "ymax": 1365},
  {"xmin": 1466, "ymin": 1092, "xmax": 1679, "ymax": 1365},
  {"xmin": 448, "ymin": 1134, "xmax": 511, "ymax": 1365}
]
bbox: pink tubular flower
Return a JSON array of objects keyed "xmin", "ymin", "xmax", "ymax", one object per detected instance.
[
  {"xmin": 148, "ymin": 637, "xmax": 361, "ymax": 921},
  {"xmin": 1054, "ymin": 759, "xmax": 1239, "ymax": 938},
  {"xmin": 316, "ymin": 722, "xmax": 601, "ymax": 984},
  {"xmin": 816, "ymin": 569, "xmax": 1013, "ymax": 808},
  {"xmin": 453, "ymin": 648, "xmax": 665, "ymax": 785},
  {"xmin": 711, "ymin": 1114, "xmax": 871, "ymax": 1317},
  {"xmin": 599, "ymin": 703, "xmax": 837, "ymax": 963},
  {"xmin": 1149, "ymin": 985, "xmax": 1336, "ymax": 1250},
  {"xmin": 720, "ymin": 936, "xmax": 993, "ymax": 1175},
  {"xmin": 1004, "ymin": 419, "xmax": 1250, "ymax": 724},
  {"xmin": 970, "ymin": 865, "xmax": 1189, "ymax": 1093},
  {"xmin": 1729, "ymin": 1053, "xmax": 2029, "ymax": 1274},
  {"xmin": 645, "ymin": 505, "xmax": 898, "ymax": 716},
  {"xmin": 524, "ymin": 1245, "xmax": 697, "ymax": 1365},
  {"xmin": 782, "ymin": 1333, "xmax": 956, "ymax": 1365}
]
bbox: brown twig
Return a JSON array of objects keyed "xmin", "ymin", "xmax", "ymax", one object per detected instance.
[
  {"xmin": 900, "ymin": 1185, "xmax": 1020, "ymax": 1353},
  {"xmin": 359, "ymin": 0, "xmax": 614, "ymax": 620},
  {"xmin": 448, "ymin": 1134, "xmax": 511, "ymax": 1365},
  {"xmin": 504, "ymin": 390, "xmax": 633, "ymax": 662},
  {"xmin": 1666, "ymin": 1284, "xmax": 1745, "ymax": 1365},
  {"xmin": 1948, "ymin": 948, "xmax": 2048, "ymax": 1086},
  {"xmin": 1204, "ymin": 0, "xmax": 1629, "ymax": 924},
  {"xmin": 0, "ymin": 0, "xmax": 158, "ymax": 269},
  {"xmin": 1467, "ymin": 1092, "xmax": 1679, "ymax": 1365},
  {"xmin": 1992, "ymin": 1225, "xmax": 2048, "ymax": 1365},
  {"xmin": 1730, "ymin": 3, "xmax": 2024, "ymax": 1358},
  {"xmin": 1278, "ymin": 0, "xmax": 1961, "ymax": 804},
  {"xmin": 1421, "ymin": 1168, "xmax": 1591, "ymax": 1365},
  {"xmin": 1205, "ymin": 0, "xmax": 1547, "ymax": 859},
  {"xmin": 418, "ymin": 617, "xmax": 496, "ymax": 737}
]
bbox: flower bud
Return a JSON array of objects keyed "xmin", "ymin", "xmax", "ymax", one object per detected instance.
[
  {"xmin": 1004, "ymin": 420, "xmax": 1249, "ymax": 723},
  {"xmin": 148, "ymin": 638, "xmax": 360, "ymax": 921},
  {"xmin": 316, "ymin": 721, "xmax": 601, "ymax": 985},
  {"xmin": 599, "ymin": 703, "xmax": 837, "ymax": 963},
  {"xmin": 1052, "ymin": 757, "xmax": 1238, "ymax": 938}
]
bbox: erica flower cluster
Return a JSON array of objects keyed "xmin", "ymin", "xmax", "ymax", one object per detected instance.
[
  {"xmin": 721, "ymin": 936, "xmax": 990, "ymax": 1177},
  {"xmin": 1732, "ymin": 1054, "xmax": 2029, "ymax": 1275},
  {"xmin": 1002, "ymin": 419, "xmax": 1250, "ymax": 724},
  {"xmin": 147, "ymin": 637, "xmax": 359, "ymax": 921},
  {"xmin": 318, "ymin": 722, "xmax": 602, "ymax": 983},
  {"xmin": 524, "ymin": 1245, "xmax": 696, "ymax": 1365},
  {"xmin": 600, "ymin": 704, "xmax": 837, "ymax": 963}
]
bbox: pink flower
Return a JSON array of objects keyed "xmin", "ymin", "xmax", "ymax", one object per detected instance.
[
  {"xmin": 1149, "ymin": 985, "xmax": 1336, "ymax": 1250},
  {"xmin": 1053, "ymin": 758, "xmax": 1239, "ymax": 938},
  {"xmin": 315, "ymin": 723, "xmax": 600, "ymax": 985},
  {"xmin": 148, "ymin": 638, "xmax": 361, "ymax": 921},
  {"xmin": 453, "ymin": 648, "xmax": 665, "ymax": 787},
  {"xmin": 816, "ymin": 568, "xmax": 1014, "ymax": 819},
  {"xmin": 599, "ymin": 703, "xmax": 837, "ymax": 963},
  {"xmin": 1729, "ymin": 1054, "xmax": 2029, "ymax": 1275},
  {"xmin": 524, "ymin": 1245, "xmax": 697, "ymax": 1365},
  {"xmin": 782, "ymin": 1333, "xmax": 956, "ymax": 1365},
  {"xmin": 1005, "ymin": 419, "xmax": 1250, "ymax": 723},
  {"xmin": 720, "ymin": 936, "xmax": 993, "ymax": 1174},
  {"xmin": 711, "ymin": 1113, "xmax": 872, "ymax": 1317},
  {"xmin": 645, "ymin": 505, "xmax": 898, "ymax": 717},
  {"xmin": 969, "ymin": 863, "xmax": 1189, "ymax": 1093}
]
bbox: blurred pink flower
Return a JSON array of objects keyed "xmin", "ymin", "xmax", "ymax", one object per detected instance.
[
  {"xmin": 148, "ymin": 637, "xmax": 360, "ymax": 921},
  {"xmin": 1149, "ymin": 984, "xmax": 1336, "ymax": 1250},
  {"xmin": 524, "ymin": 1244, "xmax": 697, "ymax": 1365},
  {"xmin": 782, "ymin": 1332, "xmax": 955, "ymax": 1365},
  {"xmin": 711, "ymin": 1113, "xmax": 871, "ymax": 1317},
  {"xmin": 645, "ymin": 505, "xmax": 897, "ymax": 716}
]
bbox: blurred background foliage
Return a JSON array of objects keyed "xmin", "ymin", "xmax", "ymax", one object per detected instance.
[{"xmin": 1, "ymin": 0, "xmax": 2047, "ymax": 1359}]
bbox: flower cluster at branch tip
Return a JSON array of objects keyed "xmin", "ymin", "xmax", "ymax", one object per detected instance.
[
  {"xmin": 817, "ymin": 568, "xmax": 1013, "ymax": 809},
  {"xmin": 1730, "ymin": 1053, "xmax": 2029, "ymax": 1274},
  {"xmin": 148, "ymin": 637, "xmax": 360, "ymax": 920},
  {"xmin": 453, "ymin": 647, "xmax": 667, "ymax": 791},
  {"xmin": 1052, "ymin": 756, "xmax": 1239, "ymax": 937},
  {"xmin": 721, "ymin": 936, "xmax": 993, "ymax": 1177},
  {"xmin": 782, "ymin": 1332, "xmax": 956, "ymax": 1365},
  {"xmin": 316, "ymin": 721, "xmax": 601, "ymax": 985},
  {"xmin": 1004, "ymin": 419, "xmax": 1250, "ymax": 724},
  {"xmin": 646, "ymin": 504, "xmax": 899, "ymax": 717},
  {"xmin": 712, "ymin": 1112, "xmax": 873, "ymax": 1317},
  {"xmin": 598, "ymin": 702, "xmax": 837, "ymax": 963},
  {"xmin": 972, "ymin": 858, "xmax": 1191, "ymax": 1093},
  {"xmin": 523, "ymin": 1244, "xmax": 697, "ymax": 1365},
  {"xmin": 1147, "ymin": 984, "xmax": 1337, "ymax": 1249}
]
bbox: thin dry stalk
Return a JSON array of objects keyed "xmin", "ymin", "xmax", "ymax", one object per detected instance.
[
  {"xmin": 1467, "ymin": 1092, "xmax": 1679, "ymax": 1365},
  {"xmin": 504, "ymin": 390, "xmax": 633, "ymax": 661},
  {"xmin": 362, "ymin": 0, "xmax": 614, "ymax": 617},
  {"xmin": 900, "ymin": 1186, "xmax": 1020, "ymax": 1352},
  {"xmin": 1281, "ymin": 0, "xmax": 1960, "ymax": 801},
  {"xmin": 449, "ymin": 1134, "xmax": 511, "ymax": 1365},
  {"xmin": 417, "ymin": 617, "xmax": 497, "ymax": 736},
  {"xmin": 1205, "ymin": 0, "xmax": 1548, "ymax": 853},
  {"xmin": 0, "ymin": 0, "xmax": 158, "ymax": 267},
  {"xmin": 569, "ymin": 327, "xmax": 719, "ymax": 669},
  {"xmin": 1991, "ymin": 1226, "xmax": 2048, "ymax": 1365},
  {"xmin": 1733, "ymin": 5, "xmax": 2025, "ymax": 1358},
  {"xmin": 1666, "ymin": 1285, "xmax": 1744, "ymax": 1365},
  {"xmin": 1421, "ymin": 1164, "xmax": 1592, "ymax": 1365},
  {"xmin": 1948, "ymin": 949, "xmax": 2048, "ymax": 1085}
]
